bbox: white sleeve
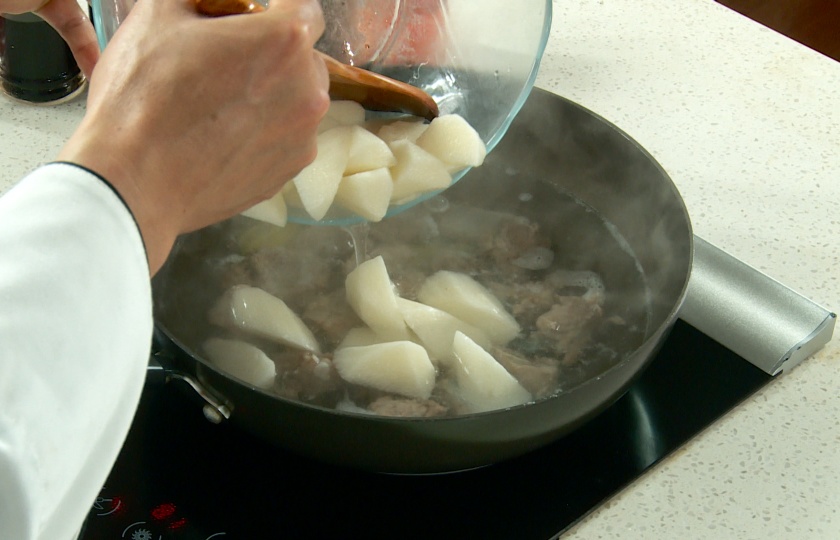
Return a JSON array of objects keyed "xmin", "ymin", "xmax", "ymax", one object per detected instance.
[{"xmin": 0, "ymin": 163, "xmax": 153, "ymax": 540}]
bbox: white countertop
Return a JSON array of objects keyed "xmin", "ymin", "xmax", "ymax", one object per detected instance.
[
  {"xmin": 2, "ymin": 0, "xmax": 838, "ymax": 537},
  {"xmin": 537, "ymin": 1, "xmax": 840, "ymax": 538}
]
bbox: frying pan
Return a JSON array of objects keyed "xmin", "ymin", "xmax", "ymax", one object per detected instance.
[{"xmin": 151, "ymin": 88, "xmax": 693, "ymax": 473}]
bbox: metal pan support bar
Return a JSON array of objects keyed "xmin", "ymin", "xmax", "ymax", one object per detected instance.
[{"xmin": 680, "ymin": 235, "xmax": 836, "ymax": 376}]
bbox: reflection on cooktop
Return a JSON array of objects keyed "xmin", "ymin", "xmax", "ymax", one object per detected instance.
[{"xmin": 80, "ymin": 320, "xmax": 773, "ymax": 540}]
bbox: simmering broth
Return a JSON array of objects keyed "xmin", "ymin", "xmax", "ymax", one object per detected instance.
[{"xmin": 155, "ymin": 177, "xmax": 651, "ymax": 418}]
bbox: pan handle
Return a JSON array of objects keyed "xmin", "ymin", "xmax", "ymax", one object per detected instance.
[{"xmin": 150, "ymin": 329, "xmax": 233, "ymax": 424}]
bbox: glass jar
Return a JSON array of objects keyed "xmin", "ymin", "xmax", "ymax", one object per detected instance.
[{"xmin": 0, "ymin": 12, "xmax": 86, "ymax": 104}]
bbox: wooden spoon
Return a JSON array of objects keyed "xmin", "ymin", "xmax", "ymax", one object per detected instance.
[{"xmin": 194, "ymin": 0, "xmax": 439, "ymax": 120}]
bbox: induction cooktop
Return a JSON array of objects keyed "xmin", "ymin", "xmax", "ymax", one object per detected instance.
[{"xmin": 78, "ymin": 238, "xmax": 834, "ymax": 540}]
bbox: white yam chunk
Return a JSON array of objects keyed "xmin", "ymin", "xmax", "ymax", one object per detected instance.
[
  {"xmin": 337, "ymin": 326, "xmax": 415, "ymax": 350},
  {"xmin": 325, "ymin": 100, "xmax": 366, "ymax": 126},
  {"xmin": 396, "ymin": 297, "xmax": 491, "ymax": 364},
  {"xmin": 344, "ymin": 125, "xmax": 397, "ymax": 175},
  {"xmin": 317, "ymin": 115, "xmax": 341, "ymax": 134},
  {"xmin": 209, "ymin": 285, "xmax": 321, "ymax": 353},
  {"xmin": 388, "ymin": 139, "xmax": 453, "ymax": 202},
  {"xmin": 240, "ymin": 190, "xmax": 287, "ymax": 227},
  {"xmin": 336, "ymin": 327, "xmax": 382, "ymax": 350},
  {"xmin": 376, "ymin": 119, "xmax": 429, "ymax": 143},
  {"xmin": 333, "ymin": 341, "xmax": 436, "ymax": 399},
  {"xmin": 415, "ymin": 114, "xmax": 486, "ymax": 170},
  {"xmin": 451, "ymin": 332, "xmax": 531, "ymax": 412},
  {"xmin": 362, "ymin": 118, "xmax": 391, "ymax": 134},
  {"xmin": 203, "ymin": 337, "xmax": 276, "ymax": 390},
  {"xmin": 345, "ymin": 256, "xmax": 411, "ymax": 339},
  {"xmin": 281, "ymin": 181, "xmax": 304, "ymax": 208},
  {"xmin": 335, "ymin": 168, "xmax": 394, "ymax": 222},
  {"xmin": 416, "ymin": 271, "xmax": 520, "ymax": 345},
  {"xmin": 293, "ymin": 127, "xmax": 353, "ymax": 221}
]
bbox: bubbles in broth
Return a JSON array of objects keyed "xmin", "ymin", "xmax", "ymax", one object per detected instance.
[{"xmin": 154, "ymin": 183, "xmax": 652, "ymax": 418}]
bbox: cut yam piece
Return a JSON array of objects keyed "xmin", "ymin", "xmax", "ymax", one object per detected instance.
[
  {"xmin": 396, "ymin": 297, "xmax": 491, "ymax": 365},
  {"xmin": 363, "ymin": 117, "xmax": 400, "ymax": 134},
  {"xmin": 209, "ymin": 285, "xmax": 321, "ymax": 353},
  {"xmin": 325, "ymin": 100, "xmax": 366, "ymax": 126},
  {"xmin": 388, "ymin": 139, "xmax": 453, "ymax": 202},
  {"xmin": 336, "ymin": 326, "xmax": 416, "ymax": 350},
  {"xmin": 203, "ymin": 337, "xmax": 276, "ymax": 390},
  {"xmin": 335, "ymin": 168, "xmax": 394, "ymax": 222},
  {"xmin": 333, "ymin": 341, "xmax": 436, "ymax": 400},
  {"xmin": 376, "ymin": 119, "xmax": 429, "ymax": 143},
  {"xmin": 240, "ymin": 190, "xmax": 287, "ymax": 227},
  {"xmin": 281, "ymin": 181, "xmax": 304, "ymax": 208},
  {"xmin": 336, "ymin": 327, "xmax": 382, "ymax": 350},
  {"xmin": 317, "ymin": 115, "xmax": 341, "ymax": 134},
  {"xmin": 344, "ymin": 126, "xmax": 397, "ymax": 175},
  {"xmin": 345, "ymin": 256, "xmax": 411, "ymax": 339},
  {"xmin": 416, "ymin": 270, "xmax": 520, "ymax": 345},
  {"xmin": 451, "ymin": 332, "xmax": 532, "ymax": 413},
  {"xmin": 415, "ymin": 114, "xmax": 486, "ymax": 170},
  {"xmin": 292, "ymin": 127, "xmax": 353, "ymax": 221}
]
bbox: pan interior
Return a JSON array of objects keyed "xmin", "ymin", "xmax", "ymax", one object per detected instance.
[
  {"xmin": 154, "ymin": 167, "xmax": 655, "ymax": 418},
  {"xmin": 152, "ymin": 89, "xmax": 691, "ymax": 422}
]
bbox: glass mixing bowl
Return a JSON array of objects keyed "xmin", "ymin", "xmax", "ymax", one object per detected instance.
[{"xmin": 91, "ymin": 0, "xmax": 552, "ymax": 225}]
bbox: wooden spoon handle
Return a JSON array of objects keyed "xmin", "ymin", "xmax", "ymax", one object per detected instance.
[
  {"xmin": 316, "ymin": 52, "xmax": 439, "ymax": 121},
  {"xmin": 194, "ymin": 0, "xmax": 439, "ymax": 120},
  {"xmin": 194, "ymin": 0, "xmax": 263, "ymax": 16}
]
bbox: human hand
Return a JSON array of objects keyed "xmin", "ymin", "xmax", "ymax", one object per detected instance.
[
  {"xmin": 1, "ymin": 0, "xmax": 99, "ymax": 77},
  {"xmin": 57, "ymin": 0, "xmax": 329, "ymax": 274}
]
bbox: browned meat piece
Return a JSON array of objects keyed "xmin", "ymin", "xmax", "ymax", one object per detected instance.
[
  {"xmin": 535, "ymin": 296, "xmax": 603, "ymax": 364},
  {"xmin": 390, "ymin": 269, "xmax": 427, "ymax": 300},
  {"xmin": 492, "ymin": 217, "xmax": 550, "ymax": 266},
  {"xmin": 536, "ymin": 296, "xmax": 602, "ymax": 337},
  {"xmin": 426, "ymin": 245, "xmax": 479, "ymax": 276},
  {"xmin": 484, "ymin": 280, "xmax": 556, "ymax": 329},
  {"xmin": 273, "ymin": 351, "xmax": 341, "ymax": 405},
  {"xmin": 367, "ymin": 396, "xmax": 448, "ymax": 417},
  {"xmin": 486, "ymin": 270, "xmax": 607, "ymax": 332},
  {"xmin": 215, "ymin": 257, "xmax": 257, "ymax": 292},
  {"xmin": 303, "ymin": 289, "xmax": 362, "ymax": 347},
  {"xmin": 492, "ymin": 347, "xmax": 560, "ymax": 398}
]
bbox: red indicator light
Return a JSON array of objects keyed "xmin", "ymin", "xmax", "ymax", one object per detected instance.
[
  {"xmin": 167, "ymin": 517, "xmax": 188, "ymax": 531},
  {"xmin": 150, "ymin": 502, "xmax": 189, "ymax": 531},
  {"xmin": 151, "ymin": 502, "xmax": 177, "ymax": 521}
]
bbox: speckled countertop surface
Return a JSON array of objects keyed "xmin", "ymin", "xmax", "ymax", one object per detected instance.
[
  {"xmin": 536, "ymin": 1, "xmax": 840, "ymax": 538},
  {"xmin": 2, "ymin": 0, "xmax": 838, "ymax": 537}
]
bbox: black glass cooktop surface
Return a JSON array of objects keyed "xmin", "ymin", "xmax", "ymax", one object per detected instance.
[{"xmin": 79, "ymin": 319, "xmax": 773, "ymax": 540}]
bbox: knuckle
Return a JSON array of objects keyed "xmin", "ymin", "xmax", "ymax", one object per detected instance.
[
  {"xmin": 310, "ymin": 88, "xmax": 330, "ymax": 119},
  {"xmin": 281, "ymin": 19, "xmax": 307, "ymax": 50}
]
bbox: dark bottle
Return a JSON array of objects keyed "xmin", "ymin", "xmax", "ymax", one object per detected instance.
[{"xmin": 0, "ymin": 12, "xmax": 86, "ymax": 104}]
